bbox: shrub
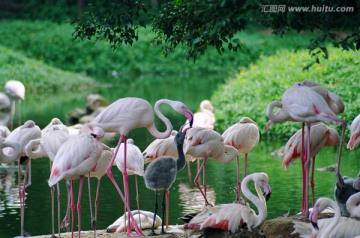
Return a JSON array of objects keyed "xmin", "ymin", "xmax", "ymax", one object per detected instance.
[
  {"xmin": 212, "ymin": 47, "xmax": 360, "ymax": 140},
  {"xmin": 0, "ymin": 20, "xmax": 315, "ymax": 81}
]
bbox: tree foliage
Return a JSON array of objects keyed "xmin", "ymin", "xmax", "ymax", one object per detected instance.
[{"xmin": 71, "ymin": 0, "xmax": 359, "ymax": 60}]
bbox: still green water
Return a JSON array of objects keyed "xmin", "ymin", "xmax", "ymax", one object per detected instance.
[{"xmin": 0, "ymin": 75, "xmax": 359, "ymax": 237}]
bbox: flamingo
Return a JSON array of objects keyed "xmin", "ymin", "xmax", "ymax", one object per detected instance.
[
  {"xmin": 347, "ymin": 114, "xmax": 360, "ymax": 150},
  {"xmin": 334, "ymin": 175, "xmax": 360, "ymax": 217},
  {"xmin": 25, "ymin": 118, "xmax": 70, "ymax": 237},
  {"xmin": 222, "ymin": 117, "xmax": 260, "ymax": 202},
  {"xmin": 184, "ymin": 172, "xmax": 271, "ymax": 233},
  {"xmin": 115, "ymin": 139, "xmax": 144, "ymax": 231},
  {"xmin": 184, "ymin": 127, "xmax": 238, "ymax": 206},
  {"xmin": 266, "ymin": 82, "xmax": 346, "ymax": 216},
  {"xmin": 143, "ymin": 127, "xmax": 188, "ymax": 236},
  {"xmin": 48, "ymin": 124, "xmax": 104, "ymax": 238},
  {"xmin": 283, "ymin": 123, "xmax": 340, "ymax": 206},
  {"xmin": 265, "ymin": 79, "xmax": 344, "ymax": 132},
  {"xmin": 88, "ymin": 97, "xmax": 194, "ymax": 236},
  {"xmin": 106, "ymin": 210, "xmax": 162, "ymax": 233},
  {"xmin": 2, "ymin": 120, "xmax": 41, "ymax": 237},
  {"xmin": 293, "ymin": 197, "xmax": 360, "ymax": 237},
  {"xmin": 186, "ymin": 100, "xmax": 215, "ymax": 129},
  {"xmin": 346, "ymin": 191, "xmax": 360, "ymax": 218},
  {"xmin": 4, "ymin": 80, "xmax": 25, "ymax": 129}
]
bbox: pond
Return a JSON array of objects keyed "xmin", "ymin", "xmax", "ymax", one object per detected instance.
[{"xmin": 0, "ymin": 74, "xmax": 359, "ymax": 237}]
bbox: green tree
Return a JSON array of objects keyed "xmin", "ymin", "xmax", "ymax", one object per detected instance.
[{"xmin": 72, "ymin": 0, "xmax": 360, "ymax": 60}]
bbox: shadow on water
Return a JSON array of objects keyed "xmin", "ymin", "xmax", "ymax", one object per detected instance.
[{"xmin": 0, "ymin": 74, "xmax": 359, "ymax": 237}]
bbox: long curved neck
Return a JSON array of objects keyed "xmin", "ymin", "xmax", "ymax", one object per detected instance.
[
  {"xmin": 25, "ymin": 139, "xmax": 44, "ymax": 159},
  {"xmin": 176, "ymin": 139, "xmax": 186, "ymax": 172},
  {"xmin": 220, "ymin": 145, "xmax": 238, "ymax": 163},
  {"xmin": 241, "ymin": 175, "xmax": 267, "ymax": 228},
  {"xmin": 147, "ymin": 99, "xmax": 173, "ymax": 139},
  {"xmin": 346, "ymin": 192, "xmax": 360, "ymax": 218},
  {"xmin": 266, "ymin": 101, "xmax": 289, "ymax": 123},
  {"xmin": 320, "ymin": 200, "xmax": 341, "ymax": 238},
  {"xmin": 0, "ymin": 139, "xmax": 21, "ymax": 163}
]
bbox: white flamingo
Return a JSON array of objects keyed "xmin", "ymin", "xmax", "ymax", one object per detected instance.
[
  {"xmin": 347, "ymin": 114, "xmax": 360, "ymax": 150},
  {"xmin": 185, "ymin": 172, "xmax": 271, "ymax": 233}
]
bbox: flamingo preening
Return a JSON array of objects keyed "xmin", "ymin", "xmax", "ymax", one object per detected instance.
[
  {"xmin": 89, "ymin": 97, "xmax": 193, "ymax": 236},
  {"xmin": 266, "ymin": 82, "xmax": 346, "ymax": 216},
  {"xmin": 184, "ymin": 172, "xmax": 271, "ymax": 233}
]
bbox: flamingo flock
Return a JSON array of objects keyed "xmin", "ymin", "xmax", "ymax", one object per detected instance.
[{"xmin": 0, "ymin": 79, "xmax": 359, "ymax": 238}]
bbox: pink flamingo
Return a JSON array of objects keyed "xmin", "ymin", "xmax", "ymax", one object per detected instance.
[
  {"xmin": 88, "ymin": 97, "xmax": 194, "ymax": 236},
  {"xmin": 184, "ymin": 172, "xmax": 271, "ymax": 233},
  {"xmin": 4, "ymin": 80, "xmax": 25, "ymax": 129},
  {"xmin": 222, "ymin": 117, "xmax": 260, "ymax": 202},
  {"xmin": 3, "ymin": 120, "xmax": 41, "ymax": 237},
  {"xmin": 25, "ymin": 118, "xmax": 70, "ymax": 237},
  {"xmin": 346, "ymin": 191, "xmax": 360, "ymax": 218},
  {"xmin": 186, "ymin": 100, "xmax": 215, "ymax": 129},
  {"xmin": 184, "ymin": 127, "xmax": 238, "ymax": 206},
  {"xmin": 293, "ymin": 197, "xmax": 360, "ymax": 237},
  {"xmin": 282, "ymin": 123, "xmax": 339, "ymax": 206},
  {"xmin": 267, "ymin": 83, "xmax": 346, "ymax": 216},
  {"xmin": 144, "ymin": 127, "xmax": 188, "ymax": 236},
  {"xmin": 48, "ymin": 124, "xmax": 104, "ymax": 238},
  {"xmin": 347, "ymin": 114, "xmax": 360, "ymax": 150}
]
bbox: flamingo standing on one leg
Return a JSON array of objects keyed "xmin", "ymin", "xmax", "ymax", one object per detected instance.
[
  {"xmin": 25, "ymin": 118, "xmax": 70, "ymax": 237},
  {"xmin": 184, "ymin": 172, "xmax": 271, "ymax": 233},
  {"xmin": 48, "ymin": 124, "xmax": 104, "ymax": 238},
  {"xmin": 115, "ymin": 139, "xmax": 144, "ymax": 231},
  {"xmin": 282, "ymin": 123, "xmax": 339, "ymax": 206},
  {"xmin": 266, "ymin": 82, "xmax": 347, "ymax": 216},
  {"xmin": 347, "ymin": 114, "xmax": 360, "ymax": 150},
  {"xmin": 88, "ymin": 97, "xmax": 194, "ymax": 236},
  {"xmin": 222, "ymin": 117, "xmax": 260, "ymax": 202},
  {"xmin": 184, "ymin": 127, "xmax": 238, "ymax": 206},
  {"xmin": 144, "ymin": 127, "xmax": 188, "ymax": 236}
]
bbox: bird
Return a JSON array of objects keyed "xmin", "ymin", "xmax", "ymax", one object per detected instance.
[
  {"xmin": 222, "ymin": 117, "xmax": 260, "ymax": 202},
  {"xmin": 115, "ymin": 138, "xmax": 144, "ymax": 231},
  {"xmin": 0, "ymin": 135, "xmax": 21, "ymax": 164},
  {"xmin": 88, "ymin": 97, "xmax": 194, "ymax": 236},
  {"xmin": 265, "ymin": 79, "xmax": 344, "ymax": 132},
  {"xmin": 266, "ymin": 82, "xmax": 347, "ymax": 216},
  {"xmin": 334, "ymin": 175, "xmax": 360, "ymax": 216},
  {"xmin": 184, "ymin": 172, "xmax": 271, "ymax": 233},
  {"xmin": 346, "ymin": 191, "xmax": 360, "ymax": 218},
  {"xmin": 3, "ymin": 80, "xmax": 26, "ymax": 129},
  {"xmin": 86, "ymin": 143, "xmax": 113, "ymax": 236},
  {"xmin": 186, "ymin": 100, "xmax": 215, "ymax": 129},
  {"xmin": 184, "ymin": 127, "xmax": 238, "ymax": 206},
  {"xmin": 2, "ymin": 120, "xmax": 41, "ymax": 237},
  {"xmin": 347, "ymin": 114, "xmax": 360, "ymax": 150},
  {"xmin": 282, "ymin": 123, "xmax": 340, "ymax": 206},
  {"xmin": 293, "ymin": 196, "xmax": 360, "ymax": 237},
  {"xmin": 106, "ymin": 210, "xmax": 162, "ymax": 233},
  {"xmin": 48, "ymin": 124, "xmax": 104, "ymax": 238},
  {"xmin": 143, "ymin": 127, "xmax": 188, "ymax": 236},
  {"xmin": 25, "ymin": 118, "xmax": 70, "ymax": 237}
]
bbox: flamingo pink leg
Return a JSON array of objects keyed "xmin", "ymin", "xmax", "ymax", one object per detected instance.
[
  {"xmin": 77, "ymin": 176, "xmax": 84, "ymax": 238},
  {"xmin": 70, "ymin": 180, "xmax": 75, "ymax": 238},
  {"xmin": 95, "ymin": 179, "xmax": 101, "ymax": 230},
  {"xmin": 236, "ymin": 155, "xmax": 241, "ymax": 203},
  {"xmin": 165, "ymin": 190, "xmax": 169, "ymax": 230},
  {"xmin": 106, "ymin": 135, "xmax": 143, "ymax": 236},
  {"xmin": 310, "ymin": 156, "xmax": 316, "ymax": 206},
  {"xmin": 194, "ymin": 156, "xmax": 210, "ymax": 206},
  {"xmin": 335, "ymin": 119, "xmax": 347, "ymax": 187}
]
